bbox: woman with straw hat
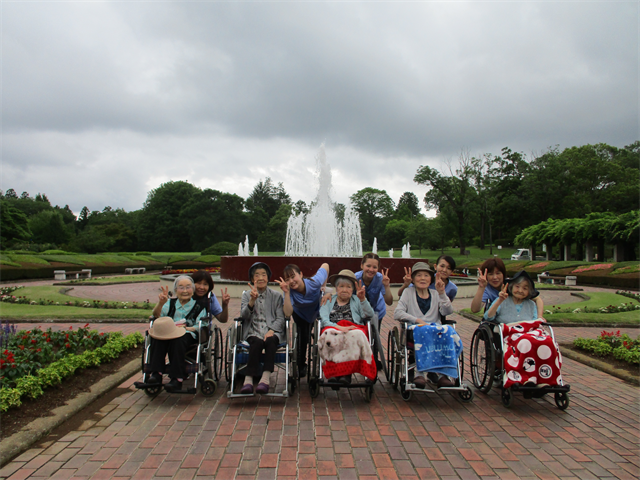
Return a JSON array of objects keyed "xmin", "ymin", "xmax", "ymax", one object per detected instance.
[{"xmin": 148, "ymin": 275, "xmax": 207, "ymax": 392}]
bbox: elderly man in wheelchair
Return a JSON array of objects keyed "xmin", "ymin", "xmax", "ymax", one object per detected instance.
[{"xmin": 135, "ymin": 275, "xmax": 216, "ymax": 396}]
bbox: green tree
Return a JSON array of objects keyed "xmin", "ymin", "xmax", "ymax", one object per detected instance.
[
  {"xmin": 181, "ymin": 189, "xmax": 247, "ymax": 251},
  {"xmin": 414, "ymin": 152, "xmax": 477, "ymax": 254},
  {"xmin": 395, "ymin": 192, "xmax": 420, "ymax": 220},
  {"xmin": 384, "ymin": 219, "xmax": 410, "ymax": 249},
  {"xmin": 138, "ymin": 181, "xmax": 201, "ymax": 252},
  {"xmin": 349, "ymin": 188, "xmax": 395, "ymax": 248},
  {"xmin": 406, "ymin": 215, "xmax": 430, "ymax": 254},
  {"xmin": 27, "ymin": 211, "xmax": 71, "ymax": 245},
  {"xmin": 0, "ymin": 200, "xmax": 32, "ymax": 243},
  {"xmin": 4, "ymin": 189, "xmax": 17, "ymax": 199},
  {"xmin": 258, "ymin": 204, "xmax": 293, "ymax": 251}
]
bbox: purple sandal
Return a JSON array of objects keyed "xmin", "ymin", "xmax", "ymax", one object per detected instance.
[
  {"xmin": 240, "ymin": 383, "xmax": 254, "ymax": 394},
  {"xmin": 256, "ymin": 382, "xmax": 269, "ymax": 394}
]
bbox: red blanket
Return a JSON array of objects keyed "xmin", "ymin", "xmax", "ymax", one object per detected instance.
[
  {"xmin": 501, "ymin": 320, "xmax": 563, "ymax": 388},
  {"xmin": 319, "ymin": 320, "xmax": 377, "ymax": 381}
]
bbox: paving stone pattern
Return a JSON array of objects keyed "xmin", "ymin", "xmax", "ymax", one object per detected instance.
[{"xmin": 2, "ymin": 291, "xmax": 639, "ymax": 479}]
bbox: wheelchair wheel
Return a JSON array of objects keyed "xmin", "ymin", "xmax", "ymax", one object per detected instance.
[
  {"xmin": 386, "ymin": 328, "xmax": 396, "ymax": 384},
  {"xmin": 363, "ymin": 385, "xmax": 373, "ymax": 403},
  {"xmin": 458, "ymin": 386, "xmax": 474, "ymax": 403},
  {"xmin": 399, "ymin": 378, "xmax": 412, "ymax": 402},
  {"xmin": 470, "ymin": 326, "xmax": 495, "ymax": 393},
  {"xmin": 200, "ymin": 378, "xmax": 217, "ymax": 397},
  {"xmin": 144, "ymin": 385, "xmax": 162, "ymax": 397},
  {"xmin": 213, "ymin": 327, "xmax": 223, "ymax": 381},
  {"xmin": 287, "ymin": 375, "xmax": 297, "ymax": 396},
  {"xmin": 309, "ymin": 378, "xmax": 320, "ymax": 398},
  {"xmin": 224, "ymin": 329, "xmax": 232, "ymax": 383},
  {"xmin": 554, "ymin": 392, "xmax": 569, "ymax": 410},
  {"xmin": 501, "ymin": 387, "xmax": 512, "ymax": 408}
]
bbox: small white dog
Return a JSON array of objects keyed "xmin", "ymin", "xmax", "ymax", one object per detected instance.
[{"xmin": 318, "ymin": 328, "xmax": 372, "ymax": 364}]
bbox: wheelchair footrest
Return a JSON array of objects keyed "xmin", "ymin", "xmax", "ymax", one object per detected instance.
[
  {"xmin": 511, "ymin": 384, "xmax": 570, "ymax": 393},
  {"xmin": 134, "ymin": 381, "xmax": 160, "ymax": 390},
  {"xmin": 172, "ymin": 388, "xmax": 198, "ymax": 394}
]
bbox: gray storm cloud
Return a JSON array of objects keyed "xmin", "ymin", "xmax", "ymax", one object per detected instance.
[{"xmin": 2, "ymin": 1, "xmax": 637, "ymax": 212}]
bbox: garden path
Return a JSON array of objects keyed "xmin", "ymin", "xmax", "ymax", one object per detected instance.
[{"xmin": 3, "ymin": 303, "xmax": 639, "ymax": 480}]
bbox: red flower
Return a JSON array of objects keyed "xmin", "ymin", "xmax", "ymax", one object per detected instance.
[
  {"xmin": 65, "ymin": 343, "xmax": 71, "ymax": 348},
  {"xmin": 31, "ymin": 339, "xmax": 37, "ymax": 344},
  {"xmin": 37, "ymin": 348, "xmax": 41, "ymax": 352},
  {"xmin": 99, "ymin": 333, "xmax": 104, "ymax": 336},
  {"xmin": 19, "ymin": 345, "xmax": 25, "ymax": 350},
  {"xmin": 84, "ymin": 323, "xmax": 89, "ymax": 328},
  {"xmin": 69, "ymin": 326, "xmax": 73, "ymax": 330}
]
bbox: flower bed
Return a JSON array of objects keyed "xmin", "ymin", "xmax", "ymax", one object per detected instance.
[
  {"xmin": 572, "ymin": 263, "xmax": 614, "ymax": 274},
  {"xmin": 1, "ymin": 286, "xmax": 151, "ymax": 310},
  {"xmin": 162, "ymin": 267, "xmax": 220, "ymax": 275},
  {"xmin": 0, "ymin": 322, "xmax": 143, "ymax": 412},
  {"xmin": 617, "ymin": 290, "xmax": 640, "ymax": 301},
  {"xmin": 573, "ymin": 330, "xmax": 640, "ymax": 365}
]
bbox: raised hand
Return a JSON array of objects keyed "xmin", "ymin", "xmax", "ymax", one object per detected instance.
[
  {"xmin": 276, "ymin": 277, "xmax": 290, "ymax": 294},
  {"xmin": 248, "ymin": 282, "xmax": 259, "ymax": 301},
  {"xmin": 402, "ymin": 267, "xmax": 412, "ymax": 286},
  {"xmin": 434, "ymin": 272, "xmax": 446, "ymax": 294},
  {"xmin": 477, "ymin": 268, "xmax": 488, "ymax": 288},
  {"xmin": 498, "ymin": 283, "xmax": 509, "ymax": 301},
  {"xmin": 158, "ymin": 285, "xmax": 169, "ymax": 305},
  {"xmin": 356, "ymin": 280, "xmax": 366, "ymax": 302},
  {"xmin": 381, "ymin": 268, "xmax": 390, "ymax": 287},
  {"xmin": 220, "ymin": 288, "xmax": 230, "ymax": 306}
]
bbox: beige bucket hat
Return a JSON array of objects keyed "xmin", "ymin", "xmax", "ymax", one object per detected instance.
[
  {"xmin": 149, "ymin": 317, "xmax": 186, "ymax": 340},
  {"xmin": 328, "ymin": 269, "xmax": 358, "ymax": 290}
]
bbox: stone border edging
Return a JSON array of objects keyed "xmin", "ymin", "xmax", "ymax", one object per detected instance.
[
  {"xmin": 0, "ymin": 358, "xmax": 140, "ymax": 467},
  {"xmin": 458, "ymin": 312, "xmax": 639, "ymax": 328},
  {"xmin": 558, "ymin": 345, "xmax": 639, "ymax": 386}
]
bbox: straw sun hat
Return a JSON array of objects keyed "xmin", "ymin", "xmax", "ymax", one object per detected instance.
[{"xmin": 149, "ymin": 317, "xmax": 186, "ymax": 340}]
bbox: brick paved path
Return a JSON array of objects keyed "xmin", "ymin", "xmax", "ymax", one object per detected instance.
[{"xmin": 2, "ymin": 293, "xmax": 639, "ymax": 479}]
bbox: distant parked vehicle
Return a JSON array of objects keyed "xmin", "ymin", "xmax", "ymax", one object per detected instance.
[
  {"xmin": 511, "ymin": 249, "xmax": 545, "ymax": 260},
  {"xmin": 511, "ymin": 249, "xmax": 531, "ymax": 260}
]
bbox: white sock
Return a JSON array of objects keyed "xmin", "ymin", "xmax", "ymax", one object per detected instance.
[
  {"xmin": 244, "ymin": 375, "xmax": 253, "ymax": 386},
  {"xmin": 260, "ymin": 371, "xmax": 271, "ymax": 384}
]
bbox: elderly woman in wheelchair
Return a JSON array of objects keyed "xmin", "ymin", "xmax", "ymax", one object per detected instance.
[
  {"xmin": 142, "ymin": 275, "xmax": 208, "ymax": 393},
  {"xmin": 237, "ymin": 262, "xmax": 286, "ymax": 395},
  {"xmin": 471, "ymin": 270, "xmax": 569, "ymax": 409},
  {"xmin": 313, "ymin": 269, "xmax": 377, "ymax": 396},
  {"xmin": 393, "ymin": 262, "xmax": 460, "ymax": 390}
]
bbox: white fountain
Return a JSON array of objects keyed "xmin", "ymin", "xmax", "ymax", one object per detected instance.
[
  {"xmin": 253, "ymin": 244, "xmax": 259, "ymax": 256},
  {"xmin": 285, "ymin": 145, "xmax": 362, "ymax": 257},
  {"xmin": 372, "ymin": 238, "xmax": 378, "ymax": 255},
  {"xmin": 388, "ymin": 248, "xmax": 393, "ymax": 259}
]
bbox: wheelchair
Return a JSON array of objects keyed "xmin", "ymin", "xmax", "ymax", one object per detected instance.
[
  {"xmin": 135, "ymin": 314, "xmax": 223, "ymax": 397},
  {"xmin": 225, "ymin": 317, "xmax": 297, "ymax": 398},
  {"xmin": 469, "ymin": 319, "xmax": 570, "ymax": 409},
  {"xmin": 307, "ymin": 317, "xmax": 383, "ymax": 403},
  {"xmin": 386, "ymin": 316, "xmax": 474, "ymax": 402}
]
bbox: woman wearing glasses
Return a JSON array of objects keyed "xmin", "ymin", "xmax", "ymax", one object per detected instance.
[{"xmin": 148, "ymin": 275, "xmax": 207, "ymax": 392}]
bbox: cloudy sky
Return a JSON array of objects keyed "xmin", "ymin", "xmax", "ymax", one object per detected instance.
[{"xmin": 2, "ymin": 1, "xmax": 637, "ymax": 215}]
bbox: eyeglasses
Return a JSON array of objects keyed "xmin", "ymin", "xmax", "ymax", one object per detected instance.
[{"xmin": 176, "ymin": 285, "xmax": 193, "ymax": 291}]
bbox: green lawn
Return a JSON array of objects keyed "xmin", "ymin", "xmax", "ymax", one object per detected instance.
[
  {"xmin": 548, "ymin": 292, "xmax": 640, "ymax": 312},
  {"xmin": 57, "ymin": 274, "xmax": 160, "ymax": 285},
  {"xmin": 460, "ymin": 291, "xmax": 640, "ymax": 325},
  {"xmin": 0, "ymin": 303, "xmax": 152, "ymax": 320}
]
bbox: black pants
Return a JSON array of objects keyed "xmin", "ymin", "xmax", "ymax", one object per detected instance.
[
  {"xmin": 150, "ymin": 332, "xmax": 198, "ymax": 380},
  {"xmin": 243, "ymin": 334, "xmax": 280, "ymax": 377},
  {"xmin": 292, "ymin": 311, "xmax": 312, "ymax": 368}
]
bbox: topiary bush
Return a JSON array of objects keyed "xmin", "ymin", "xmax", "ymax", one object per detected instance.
[{"xmin": 202, "ymin": 242, "xmax": 238, "ymax": 256}]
